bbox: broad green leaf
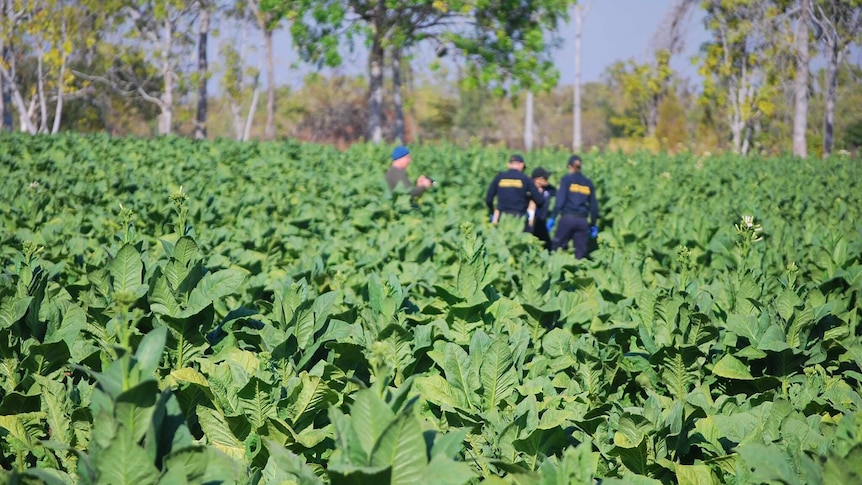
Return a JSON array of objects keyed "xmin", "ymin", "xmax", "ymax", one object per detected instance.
[
  {"xmin": 149, "ymin": 274, "xmax": 181, "ymax": 317},
  {"xmin": 96, "ymin": 426, "xmax": 160, "ymax": 485},
  {"xmin": 109, "ymin": 244, "xmax": 144, "ymax": 295},
  {"xmin": 173, "ymin": 236, "xmax": 199, "ymax": 268},
  {"xmin": 614, "ymin": 414, "xmax": 650, "ymax": 449},
  {"xmin": 237, "ymin": 377, "xmax": 277, "ymax": 430},
  {"xmin": 286, "ymin": 372, "xmax": 336, "ymax": 430},
  {"xmin": 442, "ymin": 343, "xmax": 478, "ymax": 409},
  {"xmin": 115, "ymin": 381, "xmax": 159, "ymax": 443},
  {"xmin": 34, "ymin": 376, "xmax": 71, "ymax": 447},
  {"xmin": 776, "ymin": 289, "xmax": 802, "ymax": 321},
  {"xmin": 712, "ymin": 354, "xmax": 754, "ymax": 380},
  {"xmin": 351, "ymin": 389, "xmax": 396, "ymax": 462},
  {"xmin": 0, "ymin": 295, "xmax": 32, "ymax": 330},
  {"xmin": 414, "ymin": 374, "xmax": 462, "ymax": 410},
  {"xmin": 183, "ymin": 269, "xmax": 246, "ymax": 317},
  {"xmin": 371, "ymin": 412, "xmax": 426, "ymax": 484},
  {"xmin": 196, "ymin": 406, "xmax": 245, "ymax": 461},
  {"xmin": 429, "ymin": 428, "xmax": 469, "ymax": 460},
  {"xmin": 480, "ymin": 338, "xmax": 516, "ymax": 411},
  {"xmin": 21, "ymin": 468, "xmax": 75, "ymax": 485},
  {"xmin": 737, "ymin": 443, "xmax": 800, "ymax": 485},
  {"xmin": 0, "ymin": 415, "xmax": 37, "ymax": 450},
  {"xmin": 169, "ymin": 367, "xmax": 215, "ymax": 401},
  {"xmin": 134, "ymin": 327, "xmax": 166, "ymax": 379},
  {"xmin": 262, "ymin": 439, "xmax": 324, "ymax": 485},
  {"xmin": 46, "ymin": 300, "xmax": 86, "ymax": 347},
  {"xmin": 159, "ymin": 446, "xmax": 209, "ymax": 484},
  {"xmin": 21, "ymin": 341, "xmax": 70, "ymax": 377},
  {"xmin": 676, "ymin": 463, "xmax": 720, "ymax": 485},
  {"xmin": 424, "ymin": 454, "xmax": 475, "ymax": 485}
]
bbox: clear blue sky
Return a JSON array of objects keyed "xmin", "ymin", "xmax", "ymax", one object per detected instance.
[
  {"xmin": 211, "ymin": 1, "xmax": 712, "ymax": 92},
  {"xmin": 554, "ymin": 0, "xmax": 710, "ymax": 85}
]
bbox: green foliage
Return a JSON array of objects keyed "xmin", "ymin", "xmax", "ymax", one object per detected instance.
[
  {"xmin": 288, "ymin": 0, "xmax": 572, "ymax": 94},
  {"xmin": 0, "ymin": 133, "xmax": 860, "ymax": 484}
]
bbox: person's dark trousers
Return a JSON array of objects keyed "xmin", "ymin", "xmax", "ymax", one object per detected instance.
[
  {"xmin": 552, "ymin": 215, "xmax": 590, "ymax": 259},
  {"xmin": 533, "ymin": 218, "xmax": 552, "ymax": 250}
]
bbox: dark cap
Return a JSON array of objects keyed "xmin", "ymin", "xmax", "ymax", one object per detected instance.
[
  {"xmin": 568, "ymin": 154, "xmax": 582, "ymax": 166},
  {"xmin": 531, "ymin": 167, "xmax": 552, "ymax": 179},
  {"xmin": 509, "ymin": 154, "xmax": 525, "ymax": 163},
  {"xmin": 392, "ymin": 146, "xmax": 410, "ymax": 160}
]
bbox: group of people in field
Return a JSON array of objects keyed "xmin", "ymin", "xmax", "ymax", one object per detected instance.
[{"xmin": 385, "ymin": 147, "xmax": 600, "ymax": 260}]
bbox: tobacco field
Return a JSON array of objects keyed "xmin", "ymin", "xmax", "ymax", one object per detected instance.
[{"xmin": 1, "ymin": 132, "xmax": 861, "ymax": 484}]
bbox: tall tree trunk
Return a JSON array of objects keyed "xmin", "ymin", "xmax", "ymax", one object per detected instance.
[
  {"xmin": 524, "ymin": 91, "xmax": 534, "ymax": 151},
  {"xmin": 37, "ymin": 50, "xmax": 48, "ymax": 132},
  {"xmin": 0, "ymin": 65, "xmax": 5, "ymax": 132},
  {"xmin": 0, "ymin": 65, "xmax": 37, "ymax": 134},
  {"xmin": 50, "ymin": 16, "xmax": 67, "ymax": 135},
  {"xmin": 159, "ymin": 17, "xmax": 174, "ymax": 135},
  {"xmin": 51, "ymin": 54, "xmax": 66, "ymax": 134},
  {"xmin": 244, "ymin": 72, "xmax": 260, "ymax": 141},
  {"xmin": 0, "ymin": 1, "xmax": 12, "ymax": 131},
  {"xmin": 792, "ymin": 0, "xmax": 810, "ymax": 157},
  {"xmin": 573, "ymin": 4, "xmax": 584, "ymax": 152},
  {"xmin": 368, "ymin": 36, "xmax": 385, "ymax": 144},
  {"xmin": 264, "ymin": 28, "xmax": 275, "ymax": 140},
  {"xmin": 392, "ymin": 48, "xmax": 404, "ymax": 143},
  {"xmin": 194, "ymin": 3, "xmax": 210, "ymax": 140},
  {"xmin": 823, "ymin": 46, "xmax": 841, "ymax": 157}
]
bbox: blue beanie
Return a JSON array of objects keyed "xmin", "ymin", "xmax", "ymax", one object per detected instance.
[{"xmin": 392, "ymin": 146, "xmax": 410, "ymax": 160}]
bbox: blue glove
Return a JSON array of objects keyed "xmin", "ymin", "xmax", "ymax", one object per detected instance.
[
  {"xmin": 490, "ymin": 214, "xmax": 495, "ymax": 223},
  {"xmin": 590, "ymin": 225, "xmax": 599, "ymax": 238},
  {"xmin": 546, "ymin": 218, "xmax": 555, "ymax": 231}
]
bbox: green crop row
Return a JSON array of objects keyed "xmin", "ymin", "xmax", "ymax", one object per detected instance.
[{"xmin": 0, "ymin": 132, "xmax": 860, "ymax": 484}]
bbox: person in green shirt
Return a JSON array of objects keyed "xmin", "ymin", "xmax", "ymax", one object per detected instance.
[{"xmin": 385, "ymin": 146, "xmax": 432, "ymax": 197}]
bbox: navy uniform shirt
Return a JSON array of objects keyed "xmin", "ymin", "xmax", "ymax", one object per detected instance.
[
  {"xmin": 486, "ymin": 169, "xmax": 545, "ymax": 215},
  {"xmin": 550, "ymin": 172, "xmax": 599, "ymax": 224}
]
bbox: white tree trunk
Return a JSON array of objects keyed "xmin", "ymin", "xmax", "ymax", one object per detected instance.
[
  {"xmin": 51, "ymin": 16, "xmax": 67, "ymax": 135},
  {"xmin": 392, "ymin": 48, "xmax": 404, "ymax": 143},
  {"xmin": 823, "ymin": 46, "xmax": 842, "ymax": 157},
  {"xmin": 244, "ymin": 80, "xmax": 260, "ymax": 141},
  {"xmin": 194, "ymin": 3, "xmax": 210, "ymax": 140},
  {"xmin": 264, "ymin": 28, "xmax": 275, "ymax": 140},
  {"xmin": 37, "ymin": 50, "xmax": 48, "ymax": 133},
  {"xmin": 0, "ymin": 64, "xmax": 37, "ymax": 134},
  {"xmin": 159, "ymin": 17, "xmax": 174, "ymax": 135},
  {"xmin": 573, "ymin": 3, "xmax": 587, "ymax": 152},
  {"xmin": 524, "ymin": 91, "xmax": 534, "ymax": 151},
  {"xmin": 368, "ymin": 37, "xmax": 385, "ymax": 144},
  {"xmin": 792, "ymin": 0, "xmax": 810, "ymax": 157},
  {"xmin": 51, "ymin": 54, "xmax": 66, "ymax": 134}
]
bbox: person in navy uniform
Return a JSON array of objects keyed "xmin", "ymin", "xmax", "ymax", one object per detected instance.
[
  {"xmin": 548, "ymin": 155, "xmax": 599, "ymax": 259},
  {"xmin": 527, "ymin": 167, "xmax": 556, "ymax": 250},
  {"xmin": 485, "ymin": 154, "xmax": 545, "ymax": 231}
]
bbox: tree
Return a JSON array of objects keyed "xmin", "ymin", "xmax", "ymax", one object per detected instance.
[
  {"xmin": 290, "ymin": 0, "xmax": 573, "ymax": 144},
  {"xmin": 604, "ymin": 52, "xmax": 673, "ymax": 141},
  {"xmin": 699, "ymin": 0, "xmax": 787, "ymax": 155},
  {"xmin": 572, "ymin": 0, "xmax": 592, "ymax": 152},
  {"xmin": 811, "ymin": 0, "xmax": 862, "ymax": 156},
  {"xmin": 251, "ymin": 0, "xmax": 294, "ymax": 140},
  {"xmin": 80, "ymin": 0, "xmax": 197, "ymax": 136},
  {"xmin": 220, "ymin": 24, "xmax": 261, "ymax": 141},
  {"xmin": 194, "ymin": 0, "xmax": 212, "ymax": 139},
  {"xmin": 0, "ymin": 0, "xmax": 97, "ymax": 134},
  {"xmin": 524, "ymin": 90, "xmax": 534, "ymax": 150},
  {"xmin": 792, "ymin": 0, "xmax": 811, "ymax": 157}
]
